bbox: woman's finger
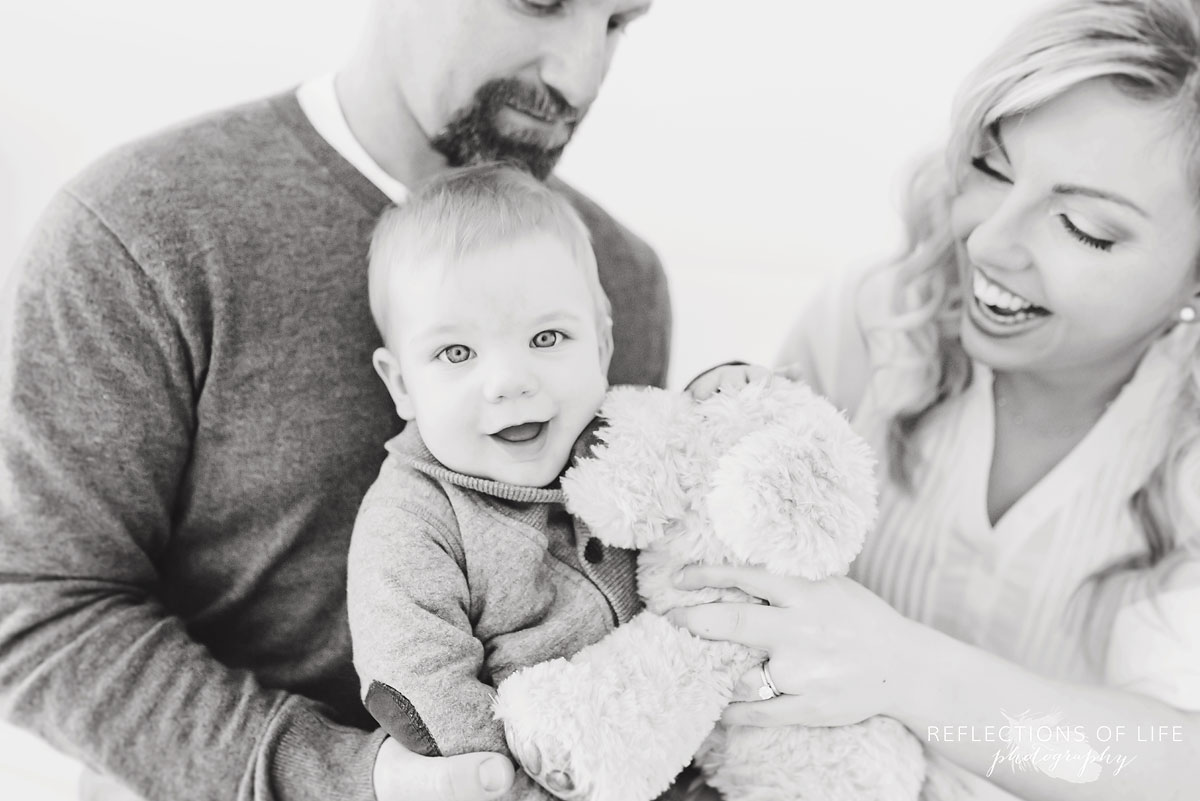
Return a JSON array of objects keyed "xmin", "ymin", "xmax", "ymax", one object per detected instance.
[
  {"xmin": 666, "ymin": 602, "xmax": 781, "ymax": 650},
  {"xmin": 675, "ymin": 564, "xmax": 809, "ymax": 606},
  {"xmin": 720, "ymin": 695, "xmax": 815, "ymax": 728},
  {"xmin": 731, "ymin": 663, "xmax": 762, "ymax": 702},
  {"xmin": 731, "ymin": 660, "xmax": 795, "ymax": 701},
  {"xmin": 685, "ymin": 371, "xmax": 720, "ymax": 400}
]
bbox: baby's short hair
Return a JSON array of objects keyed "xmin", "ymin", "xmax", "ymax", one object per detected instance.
[{"xmin": 368, "ymin": 163, "xmax": 612, "ymax": 350}]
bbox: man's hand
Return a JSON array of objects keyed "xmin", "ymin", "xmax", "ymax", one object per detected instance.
[
  {"xmin": 685, "ymin": 363, "xmax": 772, "ymax": 400},
  {"xmin": 374, "ymin": 737, "xmax": 515, "ymax": 801}
]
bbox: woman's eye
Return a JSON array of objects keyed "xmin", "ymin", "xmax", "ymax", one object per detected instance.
[
  {"xmin": 437, "ymin": 345, "xmax": 474, "ymax": 364},
  {"xmin": 531, "ymin": 330, "xmax": 564, "ymax": 349},
  {"xmin": 1058, "ymin": 214, "xmax": 1114, "ymax": 252},
  {"xmin": 970, "ymin": 155, "xmax": 1012, "ymax": 184}
]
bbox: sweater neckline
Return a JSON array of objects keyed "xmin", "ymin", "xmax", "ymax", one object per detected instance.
[
  {"xmin": 386, "ymin": 426, "xmax": 567, "ymax": 505},
  {"xmin": 269, "ymin": 90, "xmax": 392, "ymax": 217}
]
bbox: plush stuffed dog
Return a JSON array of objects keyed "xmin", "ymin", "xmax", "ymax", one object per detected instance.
[{"xmin": 494, "ymin": 379, "xmax": 926, "ymax": 801}]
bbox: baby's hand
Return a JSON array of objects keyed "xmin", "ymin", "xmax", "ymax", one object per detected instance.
[{"xmin": 685, "ymin": 363, "xmax": 772, "ymax": 400}]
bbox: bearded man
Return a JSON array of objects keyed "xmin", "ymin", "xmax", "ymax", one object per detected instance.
[{"xmin": 0, "ymin": 2, "xmax": 669, "ymax": 800}]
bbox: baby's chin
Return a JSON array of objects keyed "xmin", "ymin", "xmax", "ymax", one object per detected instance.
[{"xmin": 484, "ymin": 457, "xmax": 571, "ymax": 489}]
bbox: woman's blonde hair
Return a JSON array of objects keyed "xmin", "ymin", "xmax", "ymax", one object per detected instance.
[{"xmin": 866, "ymin": 0, "xmax": 1200, "ymax": 644}]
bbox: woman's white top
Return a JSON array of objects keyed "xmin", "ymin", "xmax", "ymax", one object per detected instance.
[{"xmin": 777, "ymin": 268, "xmax": 1200, "ymax": 797}]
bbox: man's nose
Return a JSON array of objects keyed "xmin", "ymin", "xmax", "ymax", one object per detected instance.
[
  {"xmin": 537, "ymin": 14, "xmax": 612, "ymax": 112},
  {"xmin": 483, "ymin": 357, "xmax": 540, "ymax": 402}
]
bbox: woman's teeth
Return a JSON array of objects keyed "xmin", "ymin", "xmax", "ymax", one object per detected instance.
[{"xmin": 972, "ymin": 271, "xmax": 1048, "ymax": 324}]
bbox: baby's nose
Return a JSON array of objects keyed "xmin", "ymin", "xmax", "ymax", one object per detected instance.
[{"xmin": 483, "ymin": 364, "xmax": 539, "ymax": 402}]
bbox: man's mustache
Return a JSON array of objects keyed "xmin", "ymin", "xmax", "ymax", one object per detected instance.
[{"xmin": 485, "ymin": 79, "xmax": 579, "ymax": 126}]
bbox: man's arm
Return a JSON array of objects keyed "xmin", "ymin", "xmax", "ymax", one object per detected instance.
[{"xmin": 0, "ymin": 191, "xmax": 381, "ymax": 801}]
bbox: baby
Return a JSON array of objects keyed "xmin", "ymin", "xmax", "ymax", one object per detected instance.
[{"xmin": 347, "ymin": 164, "xmax": 642, "ymax": 799}]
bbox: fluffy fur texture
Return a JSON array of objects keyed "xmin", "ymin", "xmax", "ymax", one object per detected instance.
[{"xmin": 494, "ymin": 379, "xmax": 926, "ymax": 801}]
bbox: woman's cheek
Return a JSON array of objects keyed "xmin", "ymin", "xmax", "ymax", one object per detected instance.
[{"xmin": 950, "ymin": 181, "xmax": 1005, "ymax": 242}]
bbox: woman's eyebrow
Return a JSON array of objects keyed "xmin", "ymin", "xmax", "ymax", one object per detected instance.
[
  {"xmin": 1051, "ymin": 183, "xmax": 1149, "ymax": 218},
  {"xmin": 994, "ymin": 121, "xmax": 1149, "ymax": 218}
]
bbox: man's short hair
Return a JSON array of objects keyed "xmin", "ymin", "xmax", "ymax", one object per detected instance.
[{"xmin": 368, "ymin": 163, "xmax": 612, "ymax": 350}]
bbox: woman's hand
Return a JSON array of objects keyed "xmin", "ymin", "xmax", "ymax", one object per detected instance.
[
  {"xmin": 667, "ymin": 564, "xmax": 923, "ymax": 728},
  {"xmin": 373, "ymin": 737, "xmax": 515, "ymax": 801},
  {"xmin": 685, "ymin": 363, "xmax": 772, "ymax": 400}
]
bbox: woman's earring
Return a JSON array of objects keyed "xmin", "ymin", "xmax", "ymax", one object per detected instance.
[{"xmin": 1181, "ymin": 306, "xmax": 1198, "ymax": 324}]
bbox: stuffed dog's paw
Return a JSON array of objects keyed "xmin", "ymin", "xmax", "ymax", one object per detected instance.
[
  {"xmin": 503, "ymin": 717, "xmax": 591, "ymax": 800},
  {"xmin": 497, "ymin": 658, "xmax": 595, "ymax": 800}
]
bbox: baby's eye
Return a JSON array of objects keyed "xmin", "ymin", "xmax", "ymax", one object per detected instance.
[
  {"xmin": 531, "ymin": 330, "xmax": 564, "ymax": 349},
  {"xmin": 437, "ymin": 344, "xmax": 474, "ymax": 364}
]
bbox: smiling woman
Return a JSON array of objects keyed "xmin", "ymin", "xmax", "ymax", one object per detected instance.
[
  {"xmin": 678, "ymin": 1, "xmax": 1200, "ymax": 800},
  {"xmin": 953, "ymin": 82, "xmax": 1200, "ymax": 393}
]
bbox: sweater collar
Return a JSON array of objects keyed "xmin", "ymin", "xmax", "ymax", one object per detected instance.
[
  {"xmin": 269, "ymin": 90, "xmax": 391, "ymax": 217},
  {"xmin": 295, "ymin": 75, "xmax": 410, "ymax": 205},
  {"xmin": 385, "ymin": 424, "xmax": 583, "ymax": 505}
]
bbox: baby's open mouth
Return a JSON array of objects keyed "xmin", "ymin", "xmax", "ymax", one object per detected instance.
[{"xmin": 492, "ymin": 422, "xmax": 547, "ymax": 443}]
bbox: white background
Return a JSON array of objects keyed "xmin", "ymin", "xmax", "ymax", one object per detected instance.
[{"xmin": 0, "ymin": 1, "xmax": 1050, "ymax": 797}]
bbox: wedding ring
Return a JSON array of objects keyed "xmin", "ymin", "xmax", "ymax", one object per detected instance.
[{"xmin": 757, "ymin": 661, "xmax": 781, "ymax": 700}]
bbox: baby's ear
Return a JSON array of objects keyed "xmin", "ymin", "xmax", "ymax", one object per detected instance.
[
  {"xmin": 562, "ymin": 387, "xmax": 696, "ymax": 550},
  {"xmin": 706, "ymin": 384, "xmax": 878, "ymax": 579},
  {"xmin": 372, "ymin": 347, "xmax": 415, "ymax": 421}
]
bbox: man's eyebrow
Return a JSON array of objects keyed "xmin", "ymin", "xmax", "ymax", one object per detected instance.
[{"xmin": 1051, "ymin": 184, "xmax": 1149, "ymax": 217}]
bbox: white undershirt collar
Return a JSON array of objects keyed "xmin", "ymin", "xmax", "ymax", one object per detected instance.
[{"xmin": 296, "ymin": 73, "xmax": 409, "ymax": 204}]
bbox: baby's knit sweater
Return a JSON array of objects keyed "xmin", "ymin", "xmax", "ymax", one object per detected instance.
[{"xmin": 347, "ymin": 425, "xmax": 640, "ymax": 799}]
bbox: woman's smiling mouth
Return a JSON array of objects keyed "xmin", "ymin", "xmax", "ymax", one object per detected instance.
[{"xmin": 971, "ymin": 268, "xmax": 1052, "ymax": 328}]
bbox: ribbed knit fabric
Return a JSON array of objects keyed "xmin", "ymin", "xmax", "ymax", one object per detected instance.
[
  {"xmin": 396, "ymin": 429, "xmax": 641, "ymax": 625},
  {"xmin": 0, "ymin": 89, "xmax": 669, "ymax": 801},
  {"xmin": 347, "ymin": 425, "xmax": 640, "ymax": 800}
]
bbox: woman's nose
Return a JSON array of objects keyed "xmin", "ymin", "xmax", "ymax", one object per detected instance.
[{"xmin": 954, "ymin": 186, "xmax": 1032, "ymax": 274}]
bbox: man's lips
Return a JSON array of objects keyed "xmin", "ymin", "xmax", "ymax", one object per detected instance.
[
  {"xmin": 505, "ymin": 101, "xmax": 578, "ymax": 126},
  {"xmin": 499, "ymin": 106, "xmax": 575, "ymax": 140},
  {"xmin": 492, "ymin": 422, "xmax": 546, "ymax": 443}
]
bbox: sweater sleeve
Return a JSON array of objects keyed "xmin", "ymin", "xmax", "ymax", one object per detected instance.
[
  {"xmin": 346, "ymin": 495, "xmax": 552, "ymax": 801},
  {"xmin": 0, "ymin": 191, "xmax": 382, "ymax": 801},
  {"xmin": 774, "ymin": 266, "xmax": 876, "ymax": 417}
]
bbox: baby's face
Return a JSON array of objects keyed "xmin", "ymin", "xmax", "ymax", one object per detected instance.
[{"xmin": 389, "ymin": 233, "xmax": 608, "ymax": 487}]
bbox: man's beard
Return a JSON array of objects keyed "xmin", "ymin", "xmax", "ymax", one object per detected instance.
[{"xmin": 430, "ymin": 78, "xmax": 580, "ymax": 180}]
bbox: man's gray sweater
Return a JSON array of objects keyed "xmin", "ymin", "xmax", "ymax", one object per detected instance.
[{"xmin": 0, "ymin": 91, "xmax": 670, "ymax": 801}]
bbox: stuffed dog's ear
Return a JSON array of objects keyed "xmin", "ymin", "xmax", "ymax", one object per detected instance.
[
  {"xmin": 562, "ymin": 387, "xmax": 696, "ymax": 549},
  {"xmin": 705, "ymin": 388, "xmax": 878, "ymax": 580}
]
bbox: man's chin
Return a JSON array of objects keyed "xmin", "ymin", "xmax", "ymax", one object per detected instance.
[
  {"xmin": 434, "ymin": 136, "xmax": 566, "ymax": 180},
  {"xmin": 431, "ymin": 114, "xmax": 573, "ymax": 180}
]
